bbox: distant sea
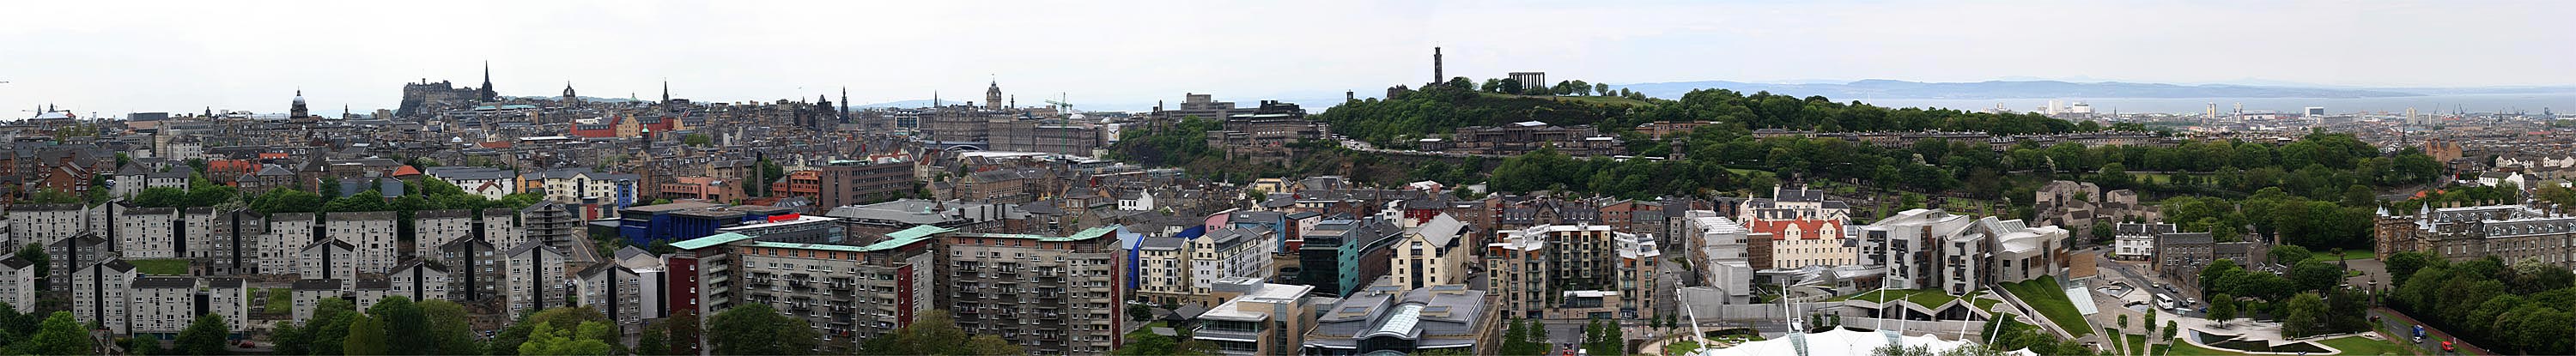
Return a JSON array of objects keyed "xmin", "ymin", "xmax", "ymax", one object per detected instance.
[{"xmin": 1841, "ymin": 94, "xmax": 2576, "ymax": 116}]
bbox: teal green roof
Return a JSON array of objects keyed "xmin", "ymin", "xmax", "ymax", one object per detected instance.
[
  {"xmin": 951, "ymin": 225, "xmax": 1123, "ymax": 242},
  {"xmin": 670, "ymin": 232, "xmax": 758, "ymax": 250},
  {"xmin": 857, "ymin": 225, "xmax": 957, "ymax": 251},
  {"xmin": 747, "ymin": 241, "xmax": 872, "ymax": 253}
]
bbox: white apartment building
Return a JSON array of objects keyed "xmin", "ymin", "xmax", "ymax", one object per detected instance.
[
  {"xmin": 0, "ymin": 255, "xmax": 35, "ymax": 309},
  {"xmin": 413, "ymin": 209, "xmax": 477, "ymax": 259},
  {"xmin": 260, "ymin": 213, "xmax": 318, "ymax": 275},
  {"xmin": 8, "ymin": 204, "xmax": 91, "ymax": 249},
  {"xmin": 388, "ymin": 260, "xmax": 451, "ymax": 303},
  {"xmin": 325, "ymin": 211, "xmax": 400, "ymax": 275},
  {"xmin": 1858, "ymin": 208, "xmax": 2068, "ymax": 295},
  {"xmin": 2113, "ymin": 222, "xmax": 2177, "ymax": 261},
  {"xmin": 73, "ymin": 260, "xmax": 137, "ymax": 334},
  {"xmin": 1389, "ymin": 213, "xmax": 1471, "ymax": 290},
  {"xmin": 290, "ymin": 279, "xmax": 343, "ymax": 323},
  {"xmin": 1188, "ymin": 228, "xmax": 1274, "ymax": 306},
  {"xmin": 1133, "ymin": 237, "xmax": 1191, "ymax": 305},
  {"xmin": 425, "ymin": 166, "xmax": 519, "ymax": 200},
  {"xmin": 128, "ymin": 277, "xmax": 198, "ymax": 335},
  {"xmin": 503, "ymin": 240, "xmax": 568, "ymax": 319},
  {"xmin": 299, "ymin": 239, "xmax": 357, "ymax": 286}
]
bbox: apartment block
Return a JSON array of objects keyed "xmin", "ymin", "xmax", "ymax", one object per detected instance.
[
  {"xmin": 938, "ymin": 226, "xmax": 1127, "ymax": 354},
  {"xmin": 1482, "ymin": 224, "xmax": 1661, "ymax": 320},
  {"xmin": 0, "ymin": 255, "xmax": 34, "ymax": 309},
  {"xmin": 260, "ymin": 213, "xmax": 318, "ymax": 276},
  {"xmin": 388, "ymin": 259, "xmax": 451, "ymax": 303},
  {"xmin": 414, "ymin": 209, "xmax": 477, "ymax": 259},
  {"xmin": 116, "ymin": 207, "xmax": 180, "ymax": 259},
  {"xmin": 439, "ymin": 237, "xmax": 502, "ymax": 302},
  {"xmin": 290, "ymin": 279, "xmax": 342, "ymax": 323},
  {"xmin": 666, "ymin": 232, "xmax": 758, "ymax": 322},
  {"xmin": 45, "ymin": 233, "xmax": 109, "ymax": 295},
  {"xmin": 503, "ymin": 240, "xmax": 569, "ymax": 319},
  {"xmin": 1133, "ymin": 237, "xmax": 1190, "ymax": 305},
  {"xmin": 1388, "ymin": 214, "xmax": 1472, "ymax": 290},
  {"xmin": 735, "ymin": 226, "xmax": 939, "ymax": 347},
  {"xmin": 1184, "ymin": 228, "xmax": 1273, "ymax": 307},
  {"xmin": 209, "ymin": 209, "xmax": 266, "ymax": 275},
  {"xmin": 325, "ymin": 211, "xmax": 399, "ymax": 275},
  {"xmin": 577, "ymin": 247, "xmax": 665, "ymax": 325},
  {"xmin": 73, "ymin": 259, "xmax": 137, "ymax": 335},
  {"xmin": 9, "ymin": 203, "xmax": 91, "ymax": 249},
  {"xmin": 129, "ymin": 276, "xmax": 198, "ymax": 335},
  {"xmin": 300, "ymin": 239, "xmax": 357, "ymax": 286}
]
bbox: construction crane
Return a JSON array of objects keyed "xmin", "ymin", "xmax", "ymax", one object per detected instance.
[{"xmin": 1043, "ymin": 92, "xmax": 1074, "ymax": 113}]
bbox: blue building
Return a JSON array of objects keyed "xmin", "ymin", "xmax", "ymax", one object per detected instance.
[{"xmin": 614, "ymin": 202, "xmax": 797, "ymax": 246}]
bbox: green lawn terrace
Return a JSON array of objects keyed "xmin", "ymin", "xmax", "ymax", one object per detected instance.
[
  {"xmin": 1997, "ymin": 279, "xmax": 2093, "ymax": 337},
  {"xmin": 1827, "ymin": 288, "xmax": 2008, "ymax": 322}
]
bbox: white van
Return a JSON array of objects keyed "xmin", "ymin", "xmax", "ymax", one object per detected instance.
[{"xmin": 2154, "ymin": 293, "xmax": 2175, "ymax": 310}]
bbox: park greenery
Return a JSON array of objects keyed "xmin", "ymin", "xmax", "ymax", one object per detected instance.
[
  {"xmin": 2386, "ymin": 252, "xmax": 2576, "ymax": 355},
  {"xmin": 2194, "ymin": 256, "xmax": 2370, "ymax": 339}
]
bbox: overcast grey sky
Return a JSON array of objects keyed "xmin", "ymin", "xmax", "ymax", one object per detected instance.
[{"xmin": 4, "ymin": 0, "xmax": 2571, "ymax": 117}]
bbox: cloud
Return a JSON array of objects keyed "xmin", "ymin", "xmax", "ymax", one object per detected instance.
[{"xmin": 3, "ymin": 0, "xmax": 2570, "ymax": 116}]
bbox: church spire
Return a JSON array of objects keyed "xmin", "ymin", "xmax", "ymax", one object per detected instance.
[
  {"xmin": 660, "ymin": 79, "xmax": 670, "ymax": 103},
  {"xmin": 477, "ymin": 61, "xmax": 497, "ymax": 101}
]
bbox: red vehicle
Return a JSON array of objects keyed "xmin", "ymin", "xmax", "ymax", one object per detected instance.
[{"xmin": 2442, "ymin": 340, "xmax": 2455, "ymax": 352}]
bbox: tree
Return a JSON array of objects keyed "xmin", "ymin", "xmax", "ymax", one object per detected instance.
[
  {"xmin": 2208, "ymin": 293, "xmax": 2237, "ymax": 321},
  {"xmin": 421, "ymin": 299, "xmax": 480, "ymax": 356},
  {"xmin": 2089, "ymin": 220, "xmax": 2116, "ymax": 244},
  {"xmin": 1595, "ymin": 83, "xmax": 1611, "ymax": 97},
  {"xmin": 1499, "ymin": 318, "xmax": 1538, "ymax": 356},
  {"xmin": 366, "ymin": 296, "xmax": 430, "ymax": 354},
  {"xmin": 346, "ymin": 314, "xmax": 390, "ymax": 356},
  {"xmin": 305, "ymin": 299, "xmax": 359, "ymax": 355},
  {"xmin": 857, "ymin": 309, "xmax": 1021, "ymax": 355},
  {"xmin": 637, "ymin": 318, "xmax": 671, "ymax": 356},
  {"xmin": 2162, "ymin": 321, "xmax": 2178, "ymax": 342},
  {"xmin": 176, "ymin": 313, "xmax": 231, "ymax": 355},
  {"xmin": 30, "ymin": 311, "xmax": 94, "ymax": 356},
  {"xmin": 270, "ymin": 321, "xmax": 307, "ymax": 356},
  {"xmin": 1586, "ymin": 319, "xmax": 1625, "ymax": 356},
  {"xmin": 494, "ymin": 307, "xmax": 611, "ymax": 356},
  {"xmin": 519, "ymin": 321, "xmax": 614, "ymax": 355},
  {"xmin": 2268, "ymin": 244, "xmax": 2313, "ymax": 266},
  {"xmin": 2385, "ymin": 251, "xmax": 2439, "ymax": 287},
  {"xmin": 2142, "ymin": 311, "xmax": 2157, "ymax": 337},
  {"xmin": 1499, "ymin": 78, "xmax": 1524, "ymax": 94},
  {"xmin": 2117, "ymin": 314, "xmax": 2129, "ymax": 332},
  {"xmin": 682, "ymin": 134, "xmax": 713, "ymax": 147},
  {"xmin": 1111, "ymin": 331, "xmax": 1214, "ymax": 355},
  {"xmin": 665, "ymin": 310, "xmax": 703, "ymax": 355},
  {"xmin": 710, "ymin": 304, "xmax": 818, "ymax": 355},
  {"xmin": 2287, "ymin": 260, "xmax": 2345, "ymax": 293},
  {"xmin": 2281, "ymin": 293, "xmax": 2328, "ymax": 338},
  {"xmin": 18, "ymin": 243, "xmax": 48, "ymax": 292},
  {"xmin": 1127, "ymin": 303, "xmax": 1153, "ymax": 323}
]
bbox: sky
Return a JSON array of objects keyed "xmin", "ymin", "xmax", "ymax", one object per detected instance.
[{"xmin": 3, "ymin": 0, "xmax": 2572, "ymax": 117}]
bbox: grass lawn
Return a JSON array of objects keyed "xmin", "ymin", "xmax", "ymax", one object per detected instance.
[
  {"xmin": 1664, "ymin": 339, "xmax": 1703, "ymax": 356},
  {"xmin": 1999, "ymin": 279, "xmax": 2091, "ymax": 337},
  {"xmin": 129, "ymin": 258, "xmax": 189, "ymax": 275},
  {"xmin": 2315, "ymin": 249, "xmax": 2375, "ymax": 262},
  {"xmin": 1970, "ymin": 291, "xmax": 2001, "ymax": 311},
  {"xmin": 2124, "ymin": 334, "xmax": 2148, "ymax": 356},
  {"xmin": 2316, "ymin": 335, "xmax": 2417, "ymax": 355},
  {"xmin": 265, "ymin": 288, "xmax": 292, "ymax": 314}
]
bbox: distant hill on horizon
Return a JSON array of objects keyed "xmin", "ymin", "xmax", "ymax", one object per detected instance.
[{"xmin": 1610, "ymin": 79, "xmax": 2432, "ymax": 100}]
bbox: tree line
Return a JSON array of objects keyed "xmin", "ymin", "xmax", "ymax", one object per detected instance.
[{"xmin": 2385, "ymin": 252, "xmax": 2576, "ymax": 355}]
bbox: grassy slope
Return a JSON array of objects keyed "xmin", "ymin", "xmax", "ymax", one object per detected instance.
[
  {"xmin": 2316, "ymin": 335, "xmax": 2418, "ymax": 356},
  {"xmin": 1999, "ymin": 279, "xmax": 2092, "ymax": 337},
  {"xmin": 129, "ymin": 258, "xmax": 189, "ymax": 275}
]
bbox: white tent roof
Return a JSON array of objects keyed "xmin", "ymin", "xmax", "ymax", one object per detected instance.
[{"xmin": 1692, "ymin": 329, "xmax": 2034, "ymax": 356}]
